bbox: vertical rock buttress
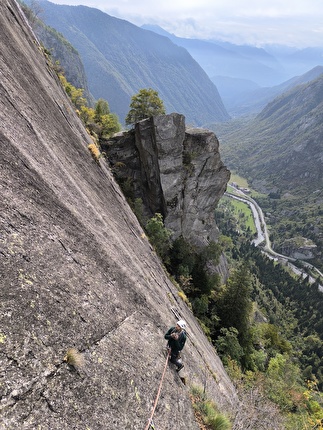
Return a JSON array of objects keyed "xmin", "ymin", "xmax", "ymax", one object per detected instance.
[{"xmin": 106, "ymin": 113, "xmax": 230, "ymax": 247}]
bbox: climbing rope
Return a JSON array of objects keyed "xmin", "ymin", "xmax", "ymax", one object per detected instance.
[{"xmin": 144, "ymin": 348, "xmax": 171, "ymax": 430}]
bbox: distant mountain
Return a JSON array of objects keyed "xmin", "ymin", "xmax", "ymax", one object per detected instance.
[
  {"xmin": 214, "ymin": 66, "xmax": 323, "ymax": 117},
  {"xmin": 219, "ymin": 73, "xmax": 323, "ymax": 195},
  {"xmin": 29, "ymin": 1, "xmax": 229, "ymax": 126},
  {"xmin": 142, "ymin": 24, "xmax": 287, "ymax": 87},
  {"xmin": 265, "ymin": 45, "xmax": 323, "ymax": 77},
  {"xmin": 143, "ymin": 25, "xmax": 323, "ymax": 117}
]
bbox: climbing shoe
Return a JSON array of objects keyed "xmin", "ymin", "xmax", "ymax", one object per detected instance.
[{"xmin": 176, "ymin": 364, "xmax": 184, "ymax": 372}]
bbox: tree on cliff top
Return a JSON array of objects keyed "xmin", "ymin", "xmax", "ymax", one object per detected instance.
[{"xmin": 125, "ymin": 88, "xmax": 165, "ymax": 125}]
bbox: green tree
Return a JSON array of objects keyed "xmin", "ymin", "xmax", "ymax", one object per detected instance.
[
  {"xmin": 125, "ymin": 88, "xmax": 166, "ymax": 125},
  {"xmin": 59, "ymin": 74, "xmax": 87, "ymax": 109},
  {"xmin": 217, "ymin": 263, "xmax": 253, "ymax": 340},
  {"xmin": 145, "ymin": 213, "xmax": 172, "ymax": 261},
  {"xmin": 265, "ymin": 353, "xmax": 303, "ymax": 411},
  {"xmin": 100, "ymin": 113, "xmax": 121, "ymax": 138},
  {"xmin": 79, "ymin": 105, "xmax": 95, "ymax": 125},
  {"xmin": 215, "ymin": 327, "xmax": 244, "ymax": 363},
  {"xmin": 192, "ymin": 294, "xmax": 209, "ymax": 318},
  {"xmin": 93, "ymin": 99, "xmax": 121, "ymax": 138},
  {"xmin": 94, "ymin": 98, "xmax": 110, "ymax": 122}
]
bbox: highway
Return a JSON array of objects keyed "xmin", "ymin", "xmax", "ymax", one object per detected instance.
[{"xmin": 225, "ymin": 190, "xmax": 323, "ymax": 291}]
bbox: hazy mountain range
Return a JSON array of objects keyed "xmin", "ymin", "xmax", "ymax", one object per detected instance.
[
  {"xmin": 30, "ymin": 0, "xmax": 323, "ymax": 124},
  {"xmin": 142, "ymin": 24, "xmax": 286, "ymax": 87},
  {"xmin": 29, "ymin": 0, "xmax": 229, "ymax": 126},
  {"xmin": 214, "ymin": 65, "xmax": 323, "ymax": 117},
  {"xmin": 143, "ymin": 25, "xmax": 323, "ymax": 117}
]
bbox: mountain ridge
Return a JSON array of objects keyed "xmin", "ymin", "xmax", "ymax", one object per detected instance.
[
  {"xmin": 214, "ymin": 66, "xmax": 323, "ymax": 116},
  {"xmin": 143, "ymin": 24, "xmax": 323, "ymax": 117},
  {"xmin": 141, "ymin": 24, "xmax": 285, "ymax": 87},
  {"xmin": 219, "ymin": 73, "xmax": 323, "ymax": 193},
  {"xmin": 30, "ymin": 0, "xmax": 229, "ymax": 126}
]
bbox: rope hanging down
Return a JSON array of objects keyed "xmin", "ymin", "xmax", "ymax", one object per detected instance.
[{"xmin": 144, "ymin": 349, "xmax": 171, "ymax": 430}]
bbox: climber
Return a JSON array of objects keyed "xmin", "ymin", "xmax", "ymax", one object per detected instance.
[{"xmin": 164, "ymin": 320, "xmax": 187, "ymax": 372}]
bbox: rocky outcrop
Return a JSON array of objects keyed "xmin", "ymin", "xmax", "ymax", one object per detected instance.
[
  {"xmin": 105, "ymin": 114, "xmax": 230, "ymax": 247},
  {"xmin": 280, "ymin": 237, "xmax": 318, "ymax": 260},
  {"xmin": 0, "ymin": 1, "xmax": 239, "ymax": 429}
]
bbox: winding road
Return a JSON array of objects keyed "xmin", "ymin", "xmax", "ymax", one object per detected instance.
[{"xmin": 225, "ymin": 190, "xmax": 323, "ymax": 291}]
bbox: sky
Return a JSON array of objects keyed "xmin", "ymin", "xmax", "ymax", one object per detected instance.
[{"xmin": 50, "ymin": 0, "xmax": 323, "ymax": 48}]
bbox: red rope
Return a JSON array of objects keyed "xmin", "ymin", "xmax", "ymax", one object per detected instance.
[{"xmin": 144, "ymin": 349, "xmax": 170, "ymax": 430}]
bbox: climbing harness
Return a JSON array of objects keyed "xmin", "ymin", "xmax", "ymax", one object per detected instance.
[{"xmin": 144, "ymin": 348, "xmax": 171, "ymax": 430}]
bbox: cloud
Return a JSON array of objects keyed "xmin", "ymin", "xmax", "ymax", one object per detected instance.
[{"xmin": 50, "ymin": 0, "xmax": 323, "ymax": 47}]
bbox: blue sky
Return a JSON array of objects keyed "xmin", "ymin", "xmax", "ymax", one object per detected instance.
[{"xmin": 50, "ymin": 0, "xmax": 323, "ymax": 47}]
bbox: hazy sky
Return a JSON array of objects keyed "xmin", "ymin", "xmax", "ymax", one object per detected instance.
[{"xmin": 50, "ymin": 0, "xmax": 323, "ymax": 48}]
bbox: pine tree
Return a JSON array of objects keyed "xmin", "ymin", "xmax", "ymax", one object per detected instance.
[{"xmin": 217, "ymin": 263, "xmax": 253, "ymax": 338}]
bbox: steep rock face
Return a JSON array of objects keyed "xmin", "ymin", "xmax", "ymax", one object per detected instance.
[
  {"xmin": 0, "ymin": 1, "xmax": 238, "ymax": 429},
  {"xmin": 105, "ymin": 114, "xmax": 230, "ymax": 247},
  {"xmin": 34, "ymin": 21, "xmax": 94, "ymax": 106}
]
